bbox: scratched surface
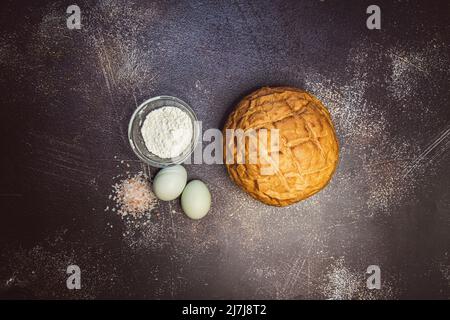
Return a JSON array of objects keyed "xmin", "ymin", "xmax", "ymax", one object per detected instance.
[{"xmin": 0, "ymin": 0, "xmax": 449, "ymax": 299}]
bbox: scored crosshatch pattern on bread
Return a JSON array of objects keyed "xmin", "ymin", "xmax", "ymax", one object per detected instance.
[{"xmin": 224, "ymin": 87, "xmax": 339, "ymax": 206}]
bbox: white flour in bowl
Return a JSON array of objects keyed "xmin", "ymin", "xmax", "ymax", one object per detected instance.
[{"xmin": 141, "ymin": 106, "xmax": 193, "ymax": 158}]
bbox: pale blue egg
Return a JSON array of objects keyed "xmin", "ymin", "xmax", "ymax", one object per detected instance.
[
  {"xmin": 181, "ymin": 180, "xmax": 211, "ymax": 220},
  {"xmin": 153, "ymin": 165, "xmax": 187, "ymax": 201}
]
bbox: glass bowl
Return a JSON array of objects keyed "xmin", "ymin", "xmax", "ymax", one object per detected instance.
[{"xmin": 128, "ymin": 96, "xmax": 200, "ymax": 168}]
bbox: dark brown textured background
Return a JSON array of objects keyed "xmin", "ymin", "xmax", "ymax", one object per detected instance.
[{"xmin": 0, "ymin": 0, "xmax": 449, "ymax": 299}]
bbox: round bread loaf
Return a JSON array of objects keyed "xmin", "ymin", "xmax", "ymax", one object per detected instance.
[{"xmin": 223, "ymin": 87, "xmax": 339, "ymax": 206}]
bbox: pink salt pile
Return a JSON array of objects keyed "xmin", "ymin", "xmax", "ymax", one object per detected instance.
[{"xmin": 109, "ymin": 173, "xmax": 157, "ymax": 218}]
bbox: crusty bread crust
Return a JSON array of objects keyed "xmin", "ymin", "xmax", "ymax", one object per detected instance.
[{"xmin": 223, "ymin": 87, "xmax": 339, "ymax": 206}]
